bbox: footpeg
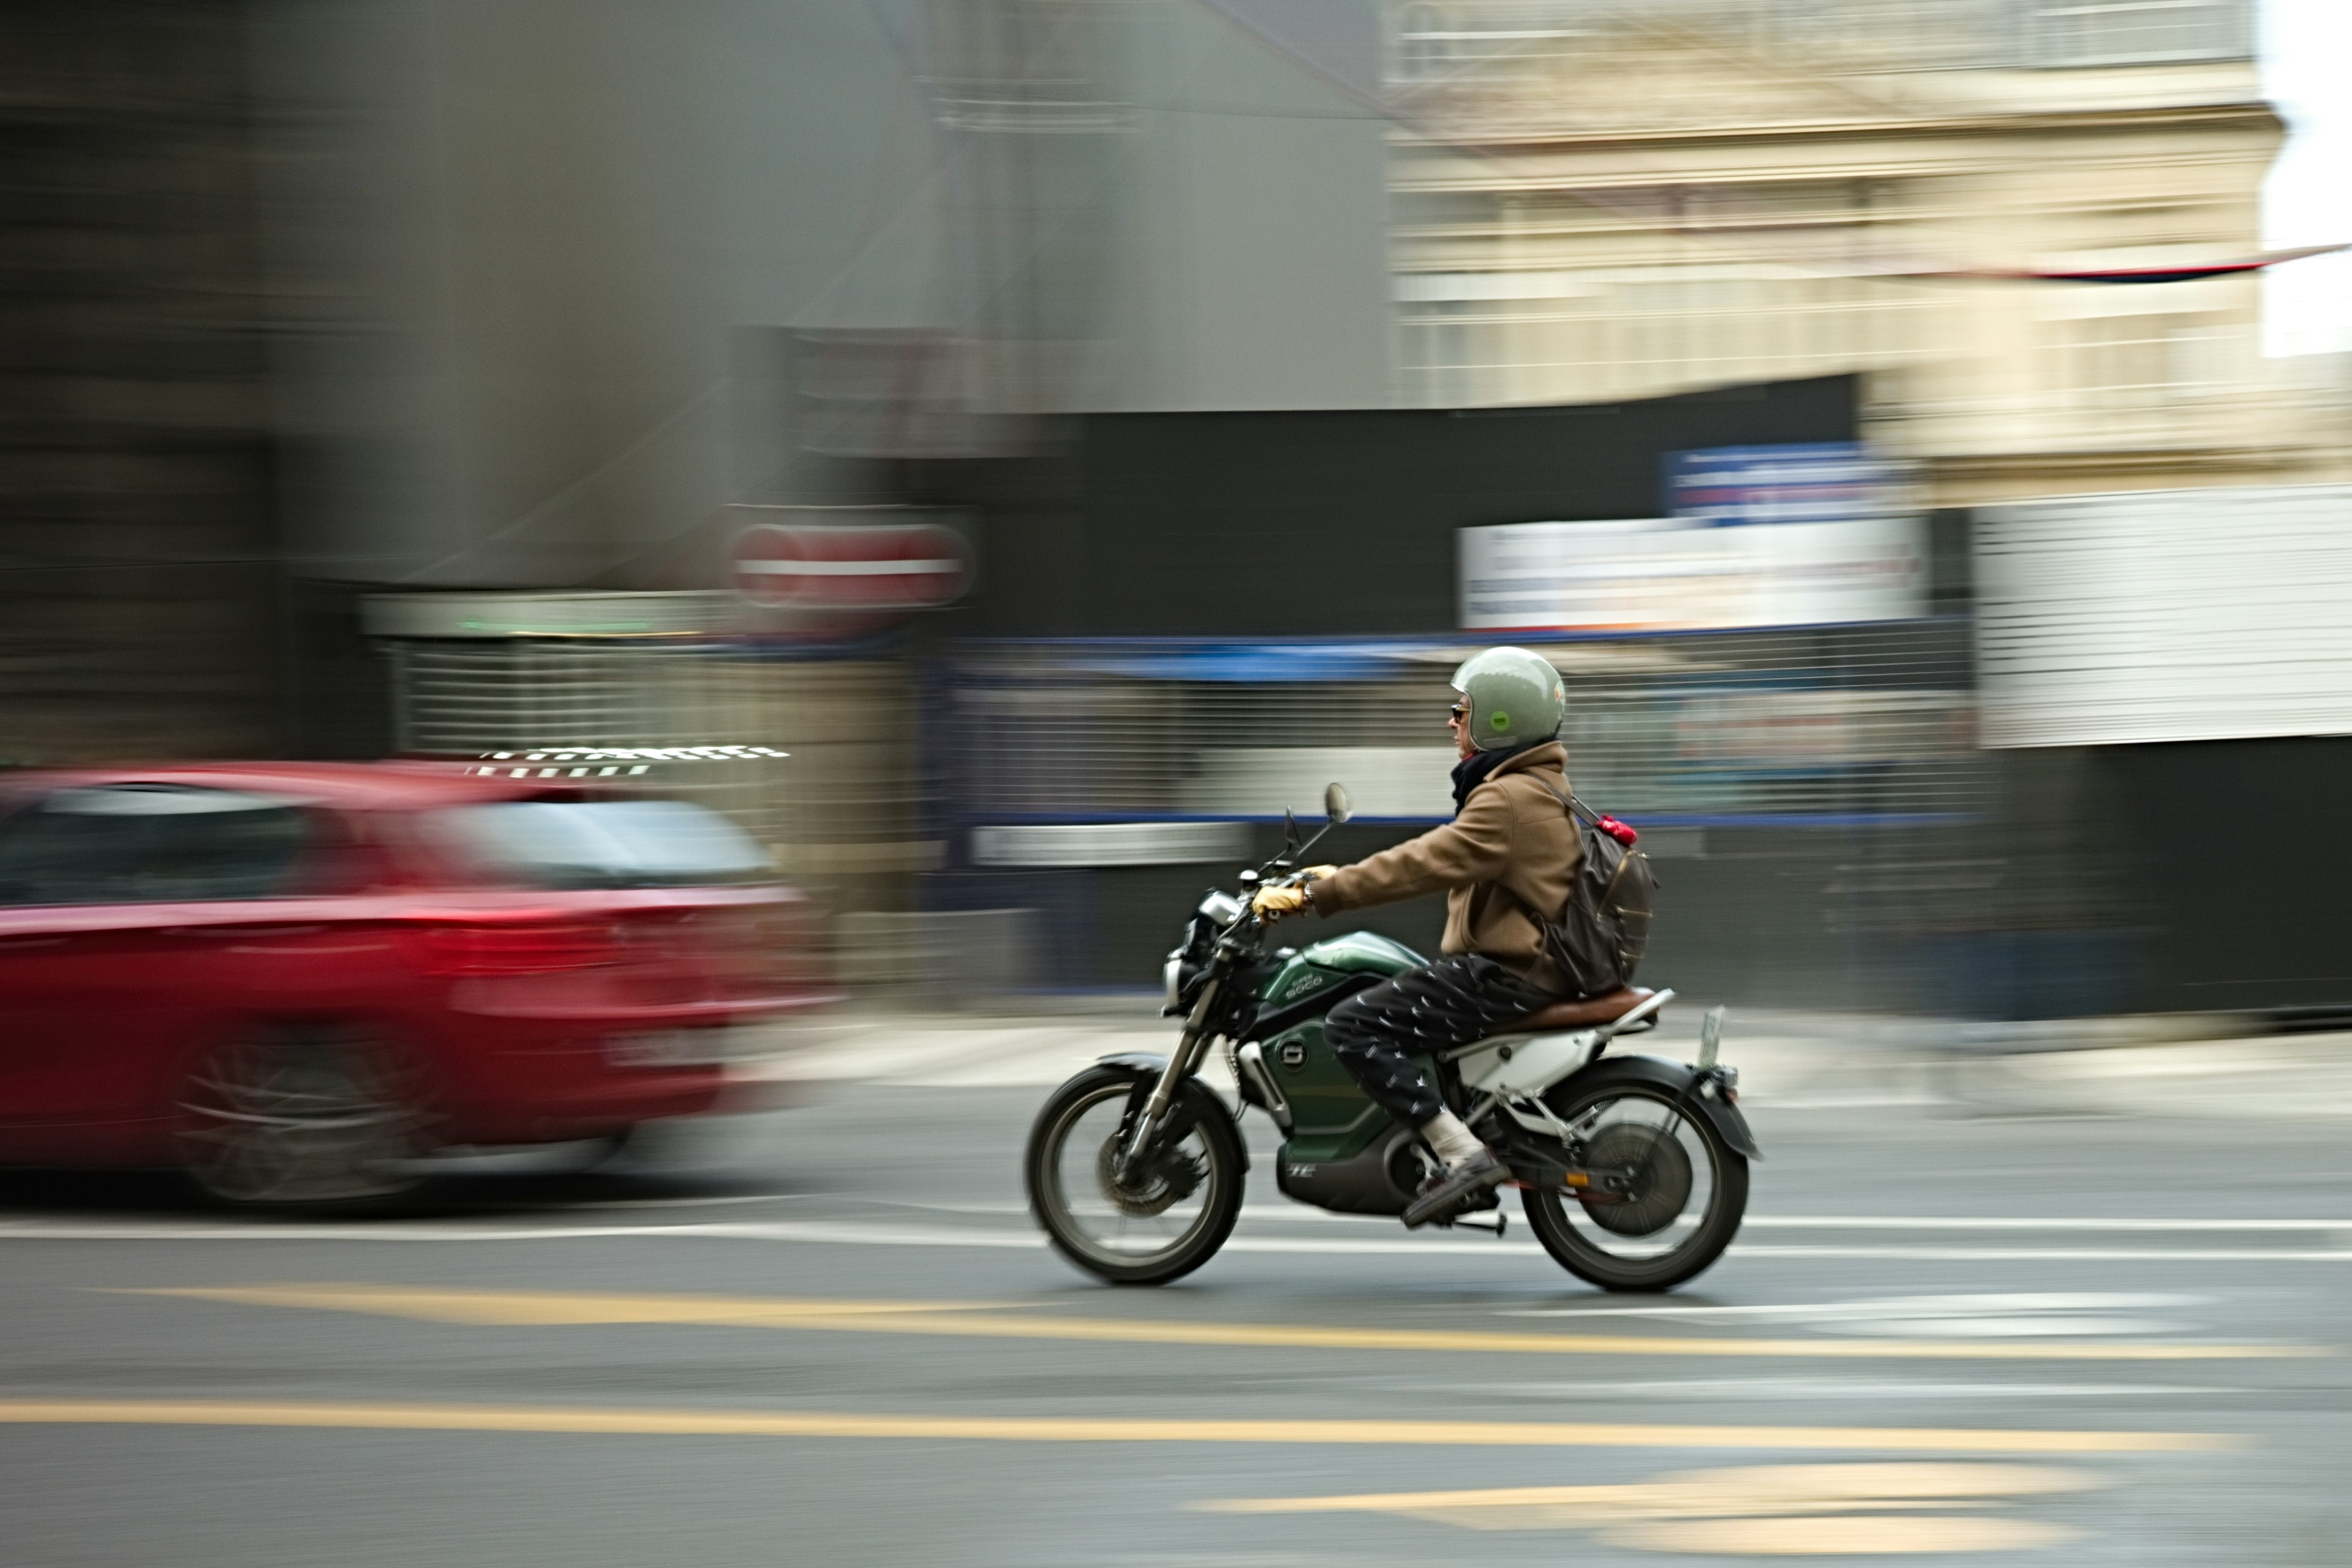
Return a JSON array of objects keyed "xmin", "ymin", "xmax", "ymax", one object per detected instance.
[
  {"xmin": 1446, "ymin": 1210, "xmax": 1508, "ymax": 1237},
  {"xmin": 1401, "ymin": 1148, "xmax": 1509, "ymax": 1228}
]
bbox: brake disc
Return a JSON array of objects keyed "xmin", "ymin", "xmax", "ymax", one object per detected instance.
[
  {"xmin": 1095, "ymin": 1129, "xmax": 1205, "ymax": 1217},
  {"xmin": 1579, "ymin": 1123, "xmax": 1694, "ymax": 1236}
]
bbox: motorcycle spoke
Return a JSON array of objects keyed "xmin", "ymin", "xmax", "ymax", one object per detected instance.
[
  {"xmin": 1042, "ymin": 1084, "xmax": 1221, "ymax": 1267},
  {"xmin": 1544, "ymin": 1090, "xmax": 1717, "ymax": 1263}
]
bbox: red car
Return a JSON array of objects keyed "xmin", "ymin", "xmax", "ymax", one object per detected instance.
[{"xmin": 0, "ymin": 762, "xmax": 831, "ymax": 1204}]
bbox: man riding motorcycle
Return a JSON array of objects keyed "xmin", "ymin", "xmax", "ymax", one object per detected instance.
[{"xmin": 1250, "ymin": 646, "xmax": 1580, "ymax": 1227}]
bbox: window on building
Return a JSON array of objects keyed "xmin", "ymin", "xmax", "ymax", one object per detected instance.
[
  {"xmin": 2054, "ymin": 312, "xmax": 2234, "ymax": 406},
  {"xmin": 1390, "ymin": 0, "xmax": 1597, "ymax": 86},
  {"xmin": 1396, "ymin": 3, "xmax": 1455, "ymax": 80},
  {"xmin": 1397, "ymin": 253, "xmax": 1923, "ymax": 409},
  {"xmin": 2024, "ymin": 0, "xmax": 2252, "ymax": 68}
]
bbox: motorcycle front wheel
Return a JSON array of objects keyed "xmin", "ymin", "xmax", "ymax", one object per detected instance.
[
  {"xmin": 1521, "ymin": 1080, "xmax": 1747, "ymax": 1292},
  {"xmin": 1025, "ymin": 1066, "xmax": 1244, "ymax": 1286}
]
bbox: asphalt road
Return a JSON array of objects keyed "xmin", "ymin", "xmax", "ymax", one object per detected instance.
[{"xmin": 4, "ymin": 1058, "xmax": 2351, "ymax": 1566}]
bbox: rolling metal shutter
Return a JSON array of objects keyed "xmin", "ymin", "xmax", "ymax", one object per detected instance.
[{"xmin": 1977, "ymin": 484, "xmax": 2352, "ymax": 748}]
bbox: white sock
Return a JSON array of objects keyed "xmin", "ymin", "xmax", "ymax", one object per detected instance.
[{"xmin": 1419, "ymin": 1110, "xmax": 1485, "ymax": 1168}]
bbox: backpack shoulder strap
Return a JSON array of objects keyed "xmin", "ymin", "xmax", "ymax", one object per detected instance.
[{"xmin": 1533, "ymin": 777, "xmax": 1597, "ymax": 827}]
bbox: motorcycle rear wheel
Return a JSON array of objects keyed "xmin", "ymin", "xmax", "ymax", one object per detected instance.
[
  {"xmin": 1025, "ymin": 1066, "xmax": 1244, "ymax": 1286},
  {"xmin": 1520, "ymin": 1080, "xmax": 1747, "ymax": 1292}
]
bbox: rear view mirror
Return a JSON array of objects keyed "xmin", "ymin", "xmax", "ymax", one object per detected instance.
[{"xmin": 1324, "ymin": 783, "xmax": 1352, "ymax": 826}]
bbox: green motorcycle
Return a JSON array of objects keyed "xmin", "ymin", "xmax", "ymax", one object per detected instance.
[{"xmin": 1024, "ymin": 784, "xmax": 1757, "ymax": 1291}]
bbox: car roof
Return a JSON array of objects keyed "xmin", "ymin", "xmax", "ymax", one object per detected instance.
[{"xmin": 0, "ymin": 761, "xmax": 579, "ymax": 812}]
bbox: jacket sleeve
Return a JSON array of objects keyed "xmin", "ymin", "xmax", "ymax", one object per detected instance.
[{"xmin": 1310, "ymin": 787, "xmax": 1517, "ymax": 914}]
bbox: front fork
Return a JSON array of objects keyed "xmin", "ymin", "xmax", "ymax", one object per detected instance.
[{"xmin": 1115, "ymin": 978, "xmax": 1221, "ymax": 1180}]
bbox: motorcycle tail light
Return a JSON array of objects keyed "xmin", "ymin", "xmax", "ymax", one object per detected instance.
[{"xmin": 416, "ymin": 918, "xmax": 621, "ymax": 976}]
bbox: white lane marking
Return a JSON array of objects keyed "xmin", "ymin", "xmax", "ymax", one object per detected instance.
[
  {"xmin": 1740, "ymin": 1217, "xmax": 2352, "ymax": 1232},
  {"xmin": 1227, "ymin": 1208, "xmax": 2352, "ymax": 1232},
  {"xmin": 1499, "ymin": 1292, "xmax": 2204, "ymax": 1338},
  {"xmin": 0, "ymin": 1219, "xmax": 1509, "ymax": 1254},
  {"xmin": 0, "ymin": 1220, "xmax": 1043, "ymax": 1247},
  {"xmin": 816, "ymin": 1200, "xmax": 1034, "ymax": 1216},
  {"xmin": 578, "ymin": 1195, "xmax": 802, "ymax": 1210},
  {"xmin": 551, "ymin": 1199, "xmax": 2352, "ymax": 1232},
  {"xmin": 7, "ymin": 1215, "xmax": 2352, "ymax": 1263},
  {"xmin": 1504, "ymin": 1293, "xmax": 2203, "ymax": 1320},
  {"xmin": 542, "ymin": 1197, "xmax": 2352, "ymax": 1232},
  {"xmin": 1409, "ymin": 1379, "xmax": 2230, "ymax": 1400},
  {"xmin": 1737, "ymin": 1246, "xmax": 2352, "ymax": 1262},
  {"xmin": 1238, "ymin": 1210, "xmax": 2352, "ymax": 1232}
]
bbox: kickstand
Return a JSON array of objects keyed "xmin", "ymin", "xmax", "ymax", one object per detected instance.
[{"xmin": 1446, "ymin": 1210, "xmax": 1508, "ymax": 1237}]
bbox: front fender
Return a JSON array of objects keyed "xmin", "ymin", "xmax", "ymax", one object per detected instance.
[
  {"xmin": 1557, "ymin": 1052, "xmax": 1762, "ymax": 1161},
  {"xmin": 1093, "ymin": 1053, "xmax": 1250, "ymax": 1172}
]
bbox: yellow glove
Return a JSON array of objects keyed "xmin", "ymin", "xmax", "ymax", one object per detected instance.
[
  {"xmin": 1251, "ymin": 884, "xmax": 1306, "ymax": 919},
  {"xmin": 1251, "ymin": 867, "xmax": 1338, "ymax": 921}
]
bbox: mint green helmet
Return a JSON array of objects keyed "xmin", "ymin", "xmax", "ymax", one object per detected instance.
[{"xmin": 1452, "ymin": 646, "xmax": 1566, "ymax": 753}]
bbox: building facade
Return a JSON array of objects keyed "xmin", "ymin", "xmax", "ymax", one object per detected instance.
[{"xmin": 1382, "ymin": 0, "xmax": 2329, "ymax": 503}]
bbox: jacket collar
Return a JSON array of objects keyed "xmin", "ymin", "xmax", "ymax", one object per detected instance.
[
  {"xmin": 1488, "ymin": 740, "xmax": 1566, "ymax": 780},
  {"xmin": 1452, "ymin": 739, "xmax": 1566, "ymax": 813}
]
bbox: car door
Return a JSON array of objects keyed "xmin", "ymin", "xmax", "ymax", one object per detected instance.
[{"xmin": 0, "ymin": 785, "xmax": 314, "ymax": 1158}]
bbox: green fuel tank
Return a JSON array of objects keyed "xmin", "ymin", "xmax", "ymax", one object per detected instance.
[{"xmin": 1253, "ymin": 930, "xmax": 1426, "ymax": 1163}]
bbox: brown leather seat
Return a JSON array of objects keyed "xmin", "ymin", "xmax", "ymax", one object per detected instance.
[{"xmin": 1506, "ymin": 986, "xmax": 1652, "ymax": 1033}]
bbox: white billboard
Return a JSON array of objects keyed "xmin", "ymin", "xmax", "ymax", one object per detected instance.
[
  {"xmin": 1978, "ymin": 484, "xmax": 2352, "ymax": 747},
  {"xmin": 1460, "ymin": 443, "xmax": 1924, "ymax": 632},
  {"xmin": 1458, "ymin": 514, "xmax": 1924, "ymax": 631}
]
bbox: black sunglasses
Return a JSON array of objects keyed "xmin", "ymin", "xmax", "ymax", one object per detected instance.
[{"xmin": 1448, "ymin": 703, "xmax": 1469, "ymax": 721}]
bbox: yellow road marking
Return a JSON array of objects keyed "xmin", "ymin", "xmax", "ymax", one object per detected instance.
[
  {"xmin": 1615, "ymin": 1517, "xmax": 2079, "ymax": 1555},
  {"xmin": 116, "ymin": 1283, "xmax": 2319, "ymax": 1363},
  {"xmin": 1201, "ymin": 1463, "xmax": 2097, "ymax": 1518},
  {"xmin": 1205, "ymin": 1463, "xmax": 2102, "ymax": 1554},
  {"xmin": 0, "ymin": 1400, "xmax": 2237, "ymax": 1452}
]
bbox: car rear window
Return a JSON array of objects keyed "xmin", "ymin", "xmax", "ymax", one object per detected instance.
[
  {"xmin": 0, "ymin": 785, "xmax": 311, "ymax": 907},
  {"xmin": 435, "ymin": 799, "xmax": 776, "ymax": 890}
]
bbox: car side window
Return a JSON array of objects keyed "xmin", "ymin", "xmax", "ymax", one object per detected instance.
[{"xmin": 0, "ymin": 786, "xmax": 312, "ymax": 907}]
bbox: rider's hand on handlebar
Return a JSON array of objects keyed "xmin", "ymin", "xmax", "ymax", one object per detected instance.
[
  {"xmin": 1251, "ymin": 884, "xmax": 1307, "ymax": 919},
  {"xmin": 1251, "ymin": 866, "xmax": 1336, "ymax": 921}
]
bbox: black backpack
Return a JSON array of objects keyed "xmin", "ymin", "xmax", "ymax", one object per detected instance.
[{"xmin": 1535, "ymin": 782, "xmax": 1657, "ymax": 997}]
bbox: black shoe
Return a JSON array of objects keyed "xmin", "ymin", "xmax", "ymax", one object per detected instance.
[{"xmin": 1402, "ymin": 1148, "xmax": 1508, "ymax": 1229}]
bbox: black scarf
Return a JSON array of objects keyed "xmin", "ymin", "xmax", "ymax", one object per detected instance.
[{"xmin": 1450, "ymin": 741, "xmax": 1537, "ymax": 815}]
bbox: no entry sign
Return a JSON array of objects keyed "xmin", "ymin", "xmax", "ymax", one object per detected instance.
[{"xmin": 731, "ymin": 520, "xmax": 973, "ymax": 611}]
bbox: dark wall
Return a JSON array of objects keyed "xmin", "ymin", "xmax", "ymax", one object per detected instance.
[
  {"xmin": 966, "ymin": 375, "xmax": 1859, "ymax": 637},
  {"xmin": 1884, "ymin": 737, "xmax": 2352, "ymax": 1021},
  {"xmin": 0, "ymin": 2, "xmax": 292, "ymax": 763},
  {"xmin": 929, "ymin": 375, "xmax": 1896, "ymax": 1000},
  {"xmin": 940, "ymin": 820, "xmax": 1954, "ymax": 1010},
  {"xmin": 2108, "ymin": 737, "xmax": 2352, "ymax": 1016}
]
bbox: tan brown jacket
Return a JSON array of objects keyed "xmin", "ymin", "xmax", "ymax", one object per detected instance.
[{"xmin": 1306, "ymin": 741, "xmax": 1581, "ymax": 993}]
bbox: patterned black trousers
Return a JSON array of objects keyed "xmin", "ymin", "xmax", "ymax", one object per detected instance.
[{"xmin": 1322, "ymin": 954, "xmax": 1557, "ymax": 1129}]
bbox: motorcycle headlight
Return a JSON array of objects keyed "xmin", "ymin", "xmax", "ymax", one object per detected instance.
[
  {"xmin": 1197, "ymin": 890, "xmax": 1244, "ymax": 925},
  {"xmin": 1163, "ymin": 951, "xmax": 1185, "ymax": 1012}
]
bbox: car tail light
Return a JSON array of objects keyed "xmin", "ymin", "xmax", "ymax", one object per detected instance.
[{"xmin": 416, "ymin": 918, "xmax": 621, "ymax": 976}]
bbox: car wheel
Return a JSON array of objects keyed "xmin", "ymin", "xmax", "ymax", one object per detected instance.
[{"xmin": 175, "ymin": 1027, "xmax": 435, "ymax": 1207}]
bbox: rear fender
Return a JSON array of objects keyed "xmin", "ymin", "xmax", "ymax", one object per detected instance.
[
  {"xmin": 1093, "ymin": 1052, "xmax": 1249, "ymax": 1172},
  {"xmin": 1544, "ymin": 1052, "xmax": 1762, "ymax": 1160}
]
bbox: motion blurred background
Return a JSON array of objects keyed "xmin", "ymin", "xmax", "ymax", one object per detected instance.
[{"xmin": 6, "ymin": 0, "xmax": 2349, "ymax": 1023}]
